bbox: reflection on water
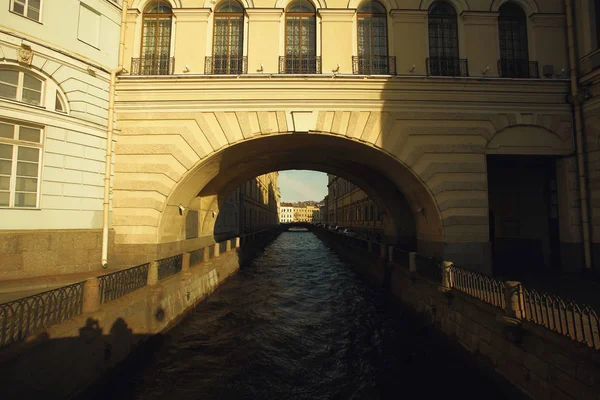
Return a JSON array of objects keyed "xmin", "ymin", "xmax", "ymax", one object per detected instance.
[{"xmin": 89, "ymin": 232, "xmax": 519, "ymax": 400}]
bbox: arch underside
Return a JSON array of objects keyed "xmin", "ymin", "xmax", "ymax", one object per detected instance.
[{"xmin": 112, "ymin": 106, "xmax": 573, "ymax": 270}]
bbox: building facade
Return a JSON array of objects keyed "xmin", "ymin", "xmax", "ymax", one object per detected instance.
[
  {"xmin": 4, "ymin": 0, "xmax": 600, "ymax": 279},
  {"xmin": 326, "ymin": 174, "xmax": 384, "ymax": 237},
  {"xmin": 279, "ymin": 203, "xmax": 294, "ymax": 223},
  {"xmin": 0, "ymin": 0, "xmax": 122, "ymax": 280}
]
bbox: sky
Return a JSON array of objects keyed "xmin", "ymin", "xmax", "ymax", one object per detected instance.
[{"xmin": 278, "ymin": 170, "xmax": 328, "ymax": 203}]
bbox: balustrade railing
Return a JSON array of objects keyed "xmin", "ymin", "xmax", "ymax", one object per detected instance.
[
  {"xmin": 447, "ymin": 264, "xmax": 505, "ymax": 309},
  {"xmin": 497, "ymin": 59, "xmax": 539, "ymax": 78},
  {"xmin": 98, "ymin": 263, "xmax": 149, "ymax": 304},
  {"xmin": 157, "ymin": 254, "xmax": 183, "ymax": 281},
  {"xmin": 352, "ymin": 56, "xmax": 396, "ymax": 75},
  {"xmin": 279, "ymin": 56, "xmax": 321, "ymax": 74},
  {"xmin": 522, "ymin": 287, "xmax": 600, "ymax": 350},
  {"xmin": 130, "ymin": 56, "xmax": 175, "ymax": 76},
  {"xmin": 205, "ymin": 56, "xmax": 248, "ymax": 75},
  {"xmin": 415, "ymin": 255, "xmax": 442, "ymax": 282},
  {"xmin": 426, "ymin": 57, "xmax": 469, "ymax": 77},
  {"xmin": 0, "ymin": 282, "xmax": 84, "ymax": 348}
]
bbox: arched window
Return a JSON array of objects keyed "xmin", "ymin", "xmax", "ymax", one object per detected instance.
[
  {"xmin": 0, "ymin": 69, "xmax": 43, "ymax": 106},
  {"xmin": 498, "ymin": 3, "xmax": 533, "ymax": 78},
  {"xmin": 427, "ymin": 2, "xmax": 463, "ymax": 76},
  {"xmin": 356, "ymin": 1, "xmax": 391, "ymax": 74},
  {"xmin": 138, "ymin": 1, "xmax": 173, "ymax": 75},
  {"xmin": 282, "ymin": 0, "xmax": 318, "ymax": 74},
  {"xmin": 211, "ymin": 0, "xmax": 245, "ymax": 74}
]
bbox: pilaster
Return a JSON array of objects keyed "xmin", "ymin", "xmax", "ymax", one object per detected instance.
[
  {"xmin": 460, "ymin": 12, "xmax": 499, "ymax": 77},
  {"xmin": 319, "ymin": 9, "xmax": 355, "ymax": 74},
  {"xmin": 246, "ymin": 9, "xmax": 284, "ymax": 74},
  {"xmin": 172, "ymin": 8, "xmax": 212, "ymax": 74},
  {"xmin": 389, "ymin": 10, "xmax": 428, "ymax": 75}
]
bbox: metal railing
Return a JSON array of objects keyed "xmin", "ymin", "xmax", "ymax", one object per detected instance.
[
  {"xmin": 522, "ymin": 287, "xmax": 600, "ymax": 350},
  {"xmin": 393, "ymin": 247, "xmax": 410, "ymax": 269},
  {"xmin": 130, "ymin": 56, "xmax": 175, "ymax": 76},
  {"xmin": 279, "ymin": 56, "xmax": 321, "ymax": 74},
  {"xmin": 497, "ymin": 59, "xmax": 539, "ymax": 78},
  {"xmin": 415, "ymin": 255, "xmax": 442, "ymax": 282},
  {"xmin": 426, "ymin": 57, "xmax": 469, "ymax": 77},
  {"xmin": 352, "ymin": 56, "xmax": 396, "ymax": 75},
  {"xmin": 190, "ymin": 247, "xmax": 206, "ymax": 266},
  {"xmin": 0, "ymin": 282, "xmax": 84, "ymax": 348},
  {"xmin": 447, "ymin": 264, "xmax": 505, "ymax": 309},
  {"xmin": 157, "ymin": 254, "xmax": 183, "ymax": 281},
  {"xmin": 205, "ymin": 56, "xmax": 248, "ymax": 75},
  {"xmin": 98, "ymin": 263, "xmax": 149, "ymax": 305}
]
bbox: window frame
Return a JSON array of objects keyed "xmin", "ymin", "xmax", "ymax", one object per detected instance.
[
  {"xmin": 356, "ymin": 0, "xmax": 389, "ymax": 74},
  {"xmin": 10, "ymin": 0, "xmax": 43, "ymax": 23},
  {"xmin": 139, "ymin": 1, "xmax": 174, "ymax": 75},
  {"xmin": 0, "ymin": 120, "xmax": 44, "ymax": 209},
  {"xmin": 0, "ymin": 68, "xmax": 45, "ymax": 107},
  {"xmin": 427, "ymin": 1, "xmax": 460, "ymax": 76},
  {"xmin": 284, "ymin": 0, "xmax": 318, "ymax": 73},
  {"xmin": 497, "ymin": 2, "xmax": 530, "ymax": 78}
]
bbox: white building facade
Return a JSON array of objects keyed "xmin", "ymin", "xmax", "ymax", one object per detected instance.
[
  {"xmin": 0, "ymin": 0, "xmax": 122, "ymax": 279},
  {"xmin": 279, "ymin": 205, "xmax": 294, "ymax": 223}
]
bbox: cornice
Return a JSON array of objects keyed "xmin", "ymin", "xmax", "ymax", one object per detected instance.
[
  {"xmin": 245, "ymin": 8, "xmax": 284, "ymax": 21},
  {"xmin": 172, "ymin": 8, "xmax": 212, "ymax": 22},
  {"xmin": 529, "ymin": 13, "xmax": 566, "ymax": 27},
  {"xmin": 318, "ymin": 8, "xmax": 355, "ymax": 21},
  {"xmin": 389, "ymin": 9, "xmax": 427, "ymax": 23},
  {"xmin": 460, "ymin": 11, "xmax": 500, "ymax": 25},
  {"xmin": 115, "ymin": 75, "xmax": 570, "ymax": 113}
]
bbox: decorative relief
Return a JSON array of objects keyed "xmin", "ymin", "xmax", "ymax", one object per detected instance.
[{"xmin": 17, "ymin": 45, "xmax": 33, "ymax": 66}]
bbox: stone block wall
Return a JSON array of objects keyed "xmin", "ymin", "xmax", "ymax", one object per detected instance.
[
  {"xmin": 0, "ymin": 229, "xmax": 114, "ymax": 280},
  {"xmin": 315, "ymin": 229, "xmax": 600, "ymax": 400}
]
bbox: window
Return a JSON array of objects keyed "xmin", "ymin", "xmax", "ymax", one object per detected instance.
[
  {"xmin": 427, "ymin": 2, "xmax": 462, "ymax": 76},
  {"xmin": 11, "ymin": 0, "xmax": 41, "ymax": 22},
  {"xmin": 55, "ymin": 93, "xmax": 66, "ymax": 113},
  {"xmin": 136, "ymin": 1, "xmax": 173, "ymax": 75},
  {"xmin": 498, "ymin": 3, "xmax": 532, "ymax": 78},
  {"xmin": 356, "ymin": 1, "xmax": 390, "ymax": 74},
  {"xmin": 0, "ymin": 69, "xmax": 43, "ymax": 106},
  {"xmin": 596, "ymin": 0, "xmax": 600, "ymax": 49},
  {"xmin": 283, "ymin": 0, "xmax": 318, "ymax": 73},
  {"xmin": 210, "ymin": 0, "xmax": 245, "ymax": 74},
  {"xmin": 0, "ymin": 121, "xmax": 43, "ymax": 208},
  {"xmin": 78, "ymin": 4, "xmax": 101, "ymax": 48}
]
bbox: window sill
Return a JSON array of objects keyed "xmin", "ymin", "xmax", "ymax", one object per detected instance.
[
  {"xmin": 77, "ymin": 38, "xmax": 101, "ymax": 51},
  {"xmin": 9, "ymin": 10, "xmax": 42, "ymax": 25},
  {"xmin": 0, "ymin": 97, "xmax": 46, "ymax": 111},
  {"xmin": 0, "ymin": 207, "xmax": 41, "ymax": 210}
]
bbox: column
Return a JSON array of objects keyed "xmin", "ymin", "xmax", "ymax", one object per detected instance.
[
  {"xmin": 461, "ymin": 12, "xmax": 499, "ymax": 77},
  {"xmin": 318, "ymin": 9, "xmax": 355, "ymax": 74},
  {"xmin": 389, "ymin": 10, "xmax": 428, "ymax": 75},
  {"xmin": 172, "ymin": 8, "xmax": 212, "ymax": 74},
  {"xmin": 246, "ymin": 9, "xmax": 283, "ymax": 73}
]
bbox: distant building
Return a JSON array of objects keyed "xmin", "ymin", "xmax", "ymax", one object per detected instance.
[{"xmin": 279, "ymin": 203, "xmax": 294, "ymax": 223}]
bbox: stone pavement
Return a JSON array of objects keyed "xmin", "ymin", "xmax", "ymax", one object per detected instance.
[{"xmin": 0, "ymin": 267, "xmax": 126, "ymax": 304}]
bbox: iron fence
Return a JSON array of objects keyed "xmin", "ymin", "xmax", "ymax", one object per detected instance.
[
  {"xmin": 497, "ymin": 59, "xmax": 539, "ymax": 78},
  {"xmin": 522, "ymin": 287, "xmax": 600, "ymax": 350},
  {"xmin": 0, "ymin": 282, "xmax": 84, "ymax": 348},
  {"xmin": 190, "ymin": 247, "xmax": 206, "ymax": 266},
  {"xmin": 157, "ymin": 254, "xmax": 183, "ymax": 280},
  {"xmin": 415, "ymin": 255, "xmax": 441, "ymax": 282},
  {"xmin": 130, "ymin": 56, "xmax": 175, "ymax": 76},
  {"xmin": 98, "ymin": 263, "xmax": 149, "ymax": 305},
  {"xmin": 426, "ymin": 57, "xmax": 469, "ymax": 77},
  {"xmin": 205, "ymin": 56, "xmax": 248, "ymax": 75},
  {"xmin": 352, "ymin": 56, "xmax": 396, "ymax": 75},
  {"xmin": 279, "ymin": 56, "xmax": 321, "ymax": 74},
  {"xmin": 393, "ymin": 247, "xmax": 410, "ymax": 269},
  {"xmin": 448, "ymin": 265, "xmax": 505, "ymax": 309}
]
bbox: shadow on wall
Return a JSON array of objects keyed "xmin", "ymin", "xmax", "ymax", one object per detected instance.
[{"xmin": 0, "ymin": 316, "xmax": 162, "ymax": 400}]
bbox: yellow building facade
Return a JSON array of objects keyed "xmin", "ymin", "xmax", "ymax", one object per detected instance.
[{"xmin": 4, "ymin": 0, "xmax": 600, "ymax": 279}]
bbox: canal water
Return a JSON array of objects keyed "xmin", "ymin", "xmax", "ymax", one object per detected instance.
[{"xmin": 85, "ymin": 232, "xmax": 521, "ymax": 400}]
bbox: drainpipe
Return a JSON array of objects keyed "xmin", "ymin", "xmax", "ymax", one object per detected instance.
[
  {"xmin": 565, "ymin": 0, "xmax": 593, "ymax": 271},
  {"xmin": 101, "ymin": 0, "xmax": 129, "ymax": 268}
]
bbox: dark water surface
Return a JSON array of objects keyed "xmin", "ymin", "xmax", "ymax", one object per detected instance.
[{"xmin": 89, "ymin": 232, "xmax": 520, "ymax": 400}]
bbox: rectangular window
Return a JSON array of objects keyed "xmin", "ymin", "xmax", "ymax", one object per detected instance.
[
  {"xmin": 0, "ymin": 121, "xmax": 43, "ymax": 208},
  {"xmin": 11, "ymin": 0, "xmax": 41, "ymax": 22},
  {"xmin": 78, "ymin": 4, "xmax": 101, "ymax": 48}
]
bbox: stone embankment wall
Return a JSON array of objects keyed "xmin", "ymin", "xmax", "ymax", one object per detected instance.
[
  {"xmin": 0, "ymin": 230, "xmax": 281, "ymax": 399},
  {"xmin": 313, "ymin": 228, "xmax": 600, "ymax": 400}
]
